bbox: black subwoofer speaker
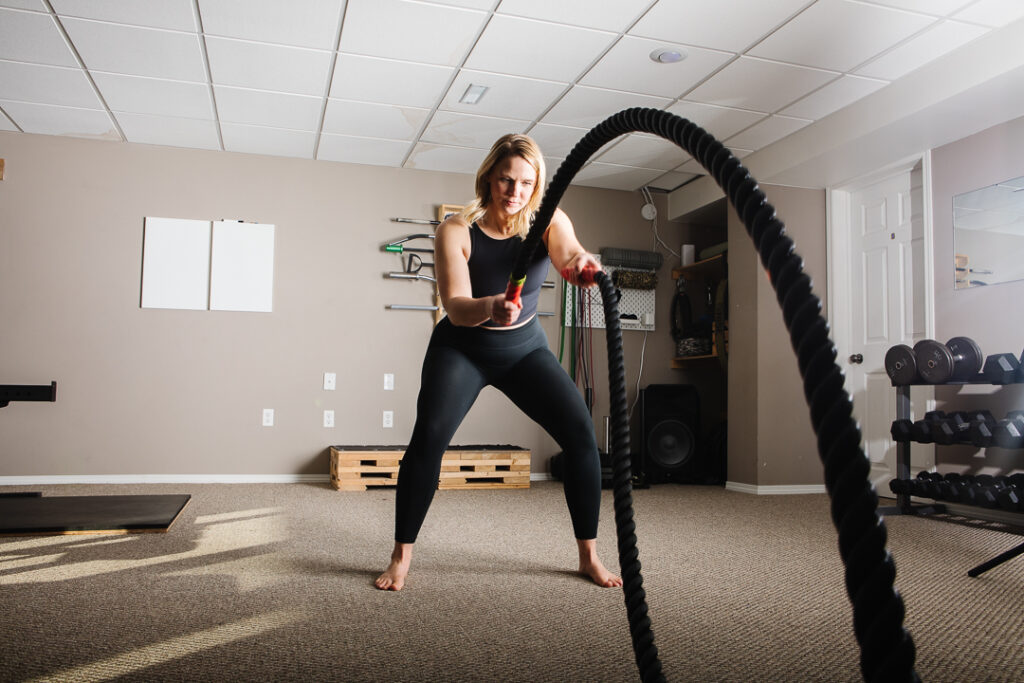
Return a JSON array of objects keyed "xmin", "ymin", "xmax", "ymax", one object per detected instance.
[{"xmin": 639, "ymin": 384, "xmax": 707, "ymax": 485}]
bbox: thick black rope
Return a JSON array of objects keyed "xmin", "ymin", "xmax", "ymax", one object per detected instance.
[{"xmin": 510, "ymin": 108, "xmax": 919, "ymax": 683}]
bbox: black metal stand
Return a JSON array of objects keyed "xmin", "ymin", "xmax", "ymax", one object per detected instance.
[
  {"xmin": 881, "ymin": 381, "xmax": 1024, "ymax": 577},
  {"xmin": 879, "ymin": 385, "xmax": 947, "ymax": 516},
  {"xmin": 968, "ymin": 540, "xmax": 1024, "ymax": 577}
]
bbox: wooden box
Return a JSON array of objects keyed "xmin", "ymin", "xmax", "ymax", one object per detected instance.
[{"xmin": 329, "ymin": 445, "xmax": 530, "ymax": 491}]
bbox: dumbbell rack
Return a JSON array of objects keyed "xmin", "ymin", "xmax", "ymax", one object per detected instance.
[{"xmin": 882, "ymin": 377, "xmax": 1024, "ymax": 577}]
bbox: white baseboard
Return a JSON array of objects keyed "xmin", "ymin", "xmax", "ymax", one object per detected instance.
[
  {"xmin": 726, "ymin": 481, "xmax": 827, "ymax": 495},
  {"xmin": 0, "ymin": 474, "xmax": 331, "ymax": 486}
]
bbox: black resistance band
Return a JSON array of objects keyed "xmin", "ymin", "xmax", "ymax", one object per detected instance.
[{"xmin": 506, "ymin": 108, "xmax": 919, "ymax": 683}]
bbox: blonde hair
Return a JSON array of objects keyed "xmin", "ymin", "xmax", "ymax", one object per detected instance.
[{"xmin": 461, "ymin": 134, "xmax": 546, "ymax": 239}]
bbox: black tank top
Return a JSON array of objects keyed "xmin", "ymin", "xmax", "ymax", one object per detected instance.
[{"xmin": 467, "ymin": 222, "xmax": 550, "ymax": 328}]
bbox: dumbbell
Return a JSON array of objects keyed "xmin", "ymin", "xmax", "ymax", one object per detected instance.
[
  {"xmin": 938, "ymin": 472, "xmax": 968, "ymax": 501},
  {"xmin": 885, "ymin": 344, "xmax": 919, "ymax": 385},
  {"xmin": 970, "ymin": 414, "xmax": 999, "ymax": 447},
  {"xmin": 992, "ymin": 411, "xmax": 1024, "ymax": 449},
  {"xmin": 911, "ymin": 411, "xmax": 947, "ymax": 443},
  {"xmin": 996, "ymin": 473, "xmax": 1024, "ymax": 512},
  {"xmin": 889, "ymin": 477, "xmax": 912, "ymax": 496},
  {"xmin": 914, "ymin": 337, "xmax": 984, "ymax": 384},
  {"xmin": 976, "ymin": 474, "xmax": 1010, "ymax": 508},
  {"xmin": 983, "ymin": 352, "xmax": 1022, "ymax": 384},
  {"xmin": 912, "ymin": 471, "xmax": 942, "ymax": 498},
  {"xmin": 890, "ymin": 419, "xmax": 914, "ymax": 442},
  {"xmin": 930, "ymin": 411, "xmax": 969, "ymax": 445},
  {"xmin": 958, "ymin": 474, "xmax": 992, "ymax": 506},
  {"xmin": 933, "ymin": 410, "xmax": 996, "ymax": 445}
]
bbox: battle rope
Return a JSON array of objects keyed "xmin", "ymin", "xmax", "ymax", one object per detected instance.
[{"xmin": 504, "ymin": 108, "xmax": 919, "ymax": 683}]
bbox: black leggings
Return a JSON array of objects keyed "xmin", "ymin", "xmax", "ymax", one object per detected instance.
[{"xmin": 394, "ymin": 316, "xmax": 602, "ymax": 544}]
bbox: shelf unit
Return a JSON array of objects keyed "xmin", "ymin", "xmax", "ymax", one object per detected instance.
[
  {"xmin": 671, "ymin": 253, "xmax": 727, "ymax": 366},
  {"xmin": 884, "ymin": 377, "xmax": 1024, "ymax": 576}
]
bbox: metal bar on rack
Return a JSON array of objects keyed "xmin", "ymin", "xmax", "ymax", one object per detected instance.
[
  {"xmin": 387, "ymin": 273, "xmax": 437, "ymax": 283},
  {"xmin": 391, "ymin": 218, "xmax": 441, "ymax": 225}
]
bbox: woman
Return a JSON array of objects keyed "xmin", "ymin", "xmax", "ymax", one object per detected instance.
[{"xmin": 375, "ymin": 134, "xmax": 621, "ymax": 591}]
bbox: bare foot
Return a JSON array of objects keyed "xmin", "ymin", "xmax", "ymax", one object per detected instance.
[
  {"xmin": 579, "ymin": 557, "xmax": 623, "ymax": 588},
  {"xmin": 375, "ymin": 542, "xmax": 412, "ymax": 591},
  {"xmin": 577, "ymin": 538, "xmax": 622, "ymax": 588}
]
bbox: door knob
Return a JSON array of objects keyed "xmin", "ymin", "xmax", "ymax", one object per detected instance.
[{"xmin": 849, "ymin": 353, "xmax": 863, "ymax": 364}]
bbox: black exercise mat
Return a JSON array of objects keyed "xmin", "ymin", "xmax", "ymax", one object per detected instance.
[{"xmin": 0, "ymin": 494, "xmax": 191, "ymax": 535}]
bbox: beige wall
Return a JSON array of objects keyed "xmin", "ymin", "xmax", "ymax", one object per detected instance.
[
  {"xmin": 0, "ymin": 131, "xmax": 693, "ymax": 479},
  {"xmin": 726, "ymin": 185, "xmax": 828, "ymax": 488},
  {"xmin": 929, "ymin": 115, "xmax": 1024, "ymax": 472}
]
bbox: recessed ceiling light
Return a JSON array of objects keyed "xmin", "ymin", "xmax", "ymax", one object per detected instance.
[
  {"xmin": 649, "ymin": 48, "xmax": 686, "ymax": 64},
  {"xmin": 459, "ymin": 84, "xmax": 489, "ymax": 104}
]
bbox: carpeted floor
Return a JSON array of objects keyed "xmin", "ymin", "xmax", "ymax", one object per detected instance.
[{"xmin": 0, "ymin": 481, "xmax": 1021, "ymax": 682}]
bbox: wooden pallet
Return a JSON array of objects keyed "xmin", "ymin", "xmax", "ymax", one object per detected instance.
[
  {"xmin": 438, "ymin": 449, "xmax": 530, "ymax": 490},
  {"xmin": 329, "ymin": 446, "xmax": 530, "ymax": 491}
]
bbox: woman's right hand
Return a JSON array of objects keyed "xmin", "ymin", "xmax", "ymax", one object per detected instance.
[{"xmin": 488, "ymin": 293, "xmax": 523, "ymax": 327}]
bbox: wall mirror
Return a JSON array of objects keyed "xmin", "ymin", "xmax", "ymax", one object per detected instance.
[{"xmin": 953, "ymin": 175, "xmax": 1024, "ymax": 289}]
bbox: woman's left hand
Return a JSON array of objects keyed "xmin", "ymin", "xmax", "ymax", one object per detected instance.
[{"xmin": 560, "ymin": 252, "xmax": 602, "ymax": 287}]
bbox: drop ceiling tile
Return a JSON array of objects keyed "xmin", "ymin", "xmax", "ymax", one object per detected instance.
[
  {"xmin": 0, "ymin": 0, "xmax": 45, "ymax": 9},
  {"xmin": 0, "ymin": 109, "xmax": 18, "ymax": 131},
  {"xmin": 629, "ymin": 0, "xmax": 811, "ymax": 53},
  {"xmin": 571, "ymin": 161, "xmax": 664, "ymax": 191},
  {"xmin": 50, "ymin": 0, "xmax": 197, "ymax": 31},
  {"xmin": 0, "ymin": 99, "xmax": 118, "ymax": 138},
  {"xmin": 427, "ymin": 0, "xmax": 494, "ymax": 8},
  {"xmin": 330, "ymin": 54, "xmax": 454, "ymax": 108},
  {"xmin": 94, "ymin": 72, "xmax": 213, "ymax": 119},
  {"xmin": 323, "ymin": 99, "xmax": 429, "ymax": 140},
  {"xmin": 421, "ymin": 110, "xmax": 528, "ymax": 148},
  {"xmin": 954, "ymin": 0, "xmax": 1024, "ymax": 26},
  {"xmin": 317, "ymin": 133, "xmax": 410, "ymax": 167},
  {"xmin": 339, "ymin": 0, "xmax": 487, "ymax": 66},
  {"xmin": 0, "ymin": 8, "xmax": 78, "ymax": 66},
  {"xmin": 527, "ymin": 122, "xmax": 589, "ymax": 158},
  {"xmin": 206, "ymin": 37, "xmax": 332, "ymax": 97},
  {"xmin": 686, "ymin": 57, "xmax": 836, "ymax": 114},
  {"xmin": 581, "ymin": 36, "xmax": 733, "ymax": 99},
  {"xmin": 405, "ymin": 142, "xmax": 483, "ymax": 174},
  {"xmin": 541, "ymin": 85, "xmax": 671, "ymax": 129},
  {"xmin": 647, "ymin": 169, "xmax": 698, "ymax": 192},
  {"xmin": 0, "ymin": 61, "xmax": 101, "ymax": 108},
  {"xmin": 496, "ymin": 0, "xmax": 650, "ymax": 31},
  {"xmin": 594, "ymin": 133, "xmax": 691, "ymax": 171},
  {"xmin": 198, "ymin": 0, "xmax": 344, "ymax": 49},
  {"xmin": 725, "ymin": 114, "xmax": 811, "ymax": 150},
  {"xmin": 61, "ymin": 18, "xmax": 207, "ymax": 81},
  {"xmin": 440, "ymin": 70, "xmax": 566, "ymax": 120},
  {"xmin": 664, "ymin": 100, "xmax": 765, "ymax": 141},
  {"xmin": 856, "ymin": 20, "xmax": 989, "ymax": 80},
  {"xmin": 863, "ymin": 0, "xmax": 974, "ymax": 15},
  {"xmin": 215, "ymin": 85, "xmax": 322, "ymax": 130},
  {"xmin": 115, "ymin": 112, "xmax": 220, "ymax": 149},
  {"xmin": 749, "ymin": 0, "xmax": 934, "ymax": 73},
  {"xmin": 780, "ymin": 74, "xmax": 888, "ymax": 119},
  {"xmin": 540, "ymin": 156, "xmax": 564, "ymax": 184},
  {"xmin": 221, "ymin": 121, "xmax": 316, "ymax": 158},
  {"xmin": 465, "ymin": 15, "xmax": 616, "ymax": 82}
]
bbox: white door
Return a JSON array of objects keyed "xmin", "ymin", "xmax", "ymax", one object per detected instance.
[{"xmin": 829, "ymin": 159, "xmax": 934, "ymax": 491}]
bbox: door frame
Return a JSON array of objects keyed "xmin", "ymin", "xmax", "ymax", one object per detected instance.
[{"xmin": 826, "ymin": 151, "xmax": 937, "ymax": 479}]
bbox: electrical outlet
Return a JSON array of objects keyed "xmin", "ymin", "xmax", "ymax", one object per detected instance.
[
  {"xmin": 384, "ymin": 373, "xmax": 394, "ymax": 391},
  {"xmin": 323, "ymin": 410, "xmax": 335, "ymax": 428},
  {"xmin": 324, "ymin": 372, "xmax": 336, "ymax": 390},
  {"xmin": 263, "ymin": 408, "xmax": 274, "ymax": 427},
  {"xmin": 382, "ymin": 410, "xmax": 393, "ymax": 428}
]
